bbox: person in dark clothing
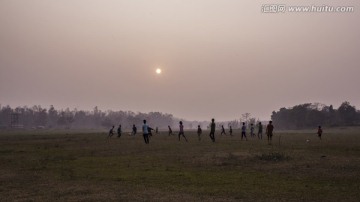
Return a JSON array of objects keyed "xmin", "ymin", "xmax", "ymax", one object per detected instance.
[
  {"xmin": 209, "ymin": 119, "xmax": 216, "ymax": 142},
  {"xmin": 117, "ymin": 125, "xmax": 122, "ymax": 138},
  {"xmin": 108, "ymin": 126, "xmax": 115, "ymax": 138},
  {"xmin": 221, "ymin": 125, "xmax": 226, "ymax": 135},
  {"xmin": 132, "ymin": 124, "xmax": 137, "ymax": 136},
  {"xmin": 197, "ymin": 125, "xmax": 202, "ymax": 141},
  {"xmin": 178, "ymin": 121, "xmax": 188, "ymax": 142},
  {"xmin": 257, "ymin": 122, "xmax": 263, "ymax": 140},
  {"xmin": 266, "ymin": 121, "xmax": 274, "ymax": 145},
  {"xmin": 317, "ymin": 125, "xmax": 323, "ymax": 140},
  {"xmin": 229, "ymin": 126, "xmax": 233, "ymax": 136},
  {"xmin": 168, "ymin": 126, "xmax": 173, "ymax": 136}
]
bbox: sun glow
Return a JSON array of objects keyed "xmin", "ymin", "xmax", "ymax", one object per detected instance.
[{"xmin": 156, "ymin": 68, "xmax": 162, "ymax": 74}]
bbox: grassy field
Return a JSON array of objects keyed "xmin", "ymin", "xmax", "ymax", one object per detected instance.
[{"xmin": 0, "ymin": 128, "xmax": 360, "ymax": 201}]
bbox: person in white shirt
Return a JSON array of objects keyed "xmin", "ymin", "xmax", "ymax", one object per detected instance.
[{"xmin": 142, "ymin": 120, "xmax": 151, "ymax": 144}]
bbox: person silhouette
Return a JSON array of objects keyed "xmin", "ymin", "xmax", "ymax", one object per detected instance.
[
  {"xmin": 209, "ymin": 119, "xmax": 216, "ymax": 142},
  {"xmin": 317, "ymin": 125, "xmax": 323, "ymax": 140},
  {"xmin": 221, "ymin": 125, "xmax": 226, "ymax": 135},
  {"xmin": 178, "ymin": 121, "xmax": 188, "ymax": 142},
  {"xmin": 241, "ymin": 122, "xmax": 247, "ymax": 141},
  {"xmin": 108, "ymin": 126, "xmax": 115, "ymax": 139},
  {"xmin": 257, "ymin": 122, "xmax": 263, "ymax": 140},
  {"xmin": 132, "ymin": 124, "xmax": 137, "ymax": 136},
  {"xmin": 142, "ymin": 120, "xmax": 150, "ymax": 144},
  {"xmin": 266, "ymin": 121, "xmax": 274, "ymax": 145},
  {"xmin": 197, "ymin": 125, "xmax": 202, "ymax": 141},
  {"xmin": 250, "ymin": 123, "xmax": 254, "ymax": 137},
  {"xmin": 229, "ymin": 126, "xmax": 233, "ymax": 136},
  {"xmin": 168, "ymin": 125, "xmax": 173, "ymax": 136},
  {"xmin": 117, "ymin": 124, "xmax": 122, "ymax": 138}
]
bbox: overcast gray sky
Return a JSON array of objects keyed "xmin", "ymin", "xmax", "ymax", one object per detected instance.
[{"xmin": 0, "ymin": 0, "xmax": 359, "ymax": 121}]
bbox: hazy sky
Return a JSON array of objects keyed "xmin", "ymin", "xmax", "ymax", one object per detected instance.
[{"xmin": 1, "ymin": 0, "xmax": 359, "ymax": 121}]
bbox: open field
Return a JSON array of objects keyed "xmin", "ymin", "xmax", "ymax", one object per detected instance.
[{"xmin": 1, "ymin": 128, "xmax": 360, "ymax": 201}]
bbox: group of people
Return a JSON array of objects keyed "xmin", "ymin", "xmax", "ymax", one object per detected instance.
[
  {"xmin": 108, "ymin": 118, "xmax": 278, "ymax": 145},
  {"xmin": 239, "ymin": 121, "xmax": 274, "ymax": 144}
]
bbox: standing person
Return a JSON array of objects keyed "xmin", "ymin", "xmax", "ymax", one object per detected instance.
[
  {"xmin": 108, "ymin": 125, "xmax": 115, "ymax": 139},
  {"xmin": 250, "ymin": 123, "xmax": 254, "ymax": 137},
  {"xmin": 317, "ymin": 125, "xmax": 323, "ymax": 140},
  {"xmin": 209, "ymin": 118, "xmax": 216, "ymax": 142},
  {"xmin": 178, "ymin": 121, "xmax": 188, "ymax": 142},
  {"xmin": 229, "ymin": 126, "xmax": 233, "ymax": 136},
  {"xmin": 168, "ymin": 125, "xmax": 173, "ymax": 136},
  {"xmin": 155, "ymin": 127, "xmax": 159, "ymax": 135},
  {"xmin": 257, "ymin": 122, "xmax": 263, "ymax": 140},
  {"xmin": 142, "ymin": 120, "xmax": 150, "ymax": 144},
  {"xmin": 266, "ymin": 121, "xmax": 274, "ymax": 145},
  {"xmin": 241, "ymin": 122, "xmax": 247, "ymax": 141},
  {"xmin": 221, "ymin": 125, "xmax": 226, "ymax": 135},
  {"xmin": 197, "ymin": 125, "xmax": 202, "ymax": 141},
  {"xmin": 117, "ymin": 124, "xmax": 122, "ymax": 138},
  {"xmin": 132, "ymin": 124, "xmax": 137, "ymax": 136}
]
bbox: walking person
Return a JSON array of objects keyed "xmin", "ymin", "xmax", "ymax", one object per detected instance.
[
  {"xmin": 221, "ymin": 125, "xmax": 226, "ymax": 135},
  {"xmin": 257, "ymin": 122, "xmax": 263, "ymax": 140},
  {"xmin": 132, "ymin": 124, "xmax": 137, "ymax": 136},
  {"xmin": 168, "ymin": 125, "xmax": 173, "ymax": 136},
  {"xmin": 197, "ymin": 125, "xmax": 202, "ymax": 141},
  {"xmin": 142, "ymin": 120, "xmax": 150, "ymax": 144},
  {"xmin": 117, "ymin": 124, "xmax": 122, "ymax": 138},
  {"xmin": 108, "ymin": 125, "xmax": 115, "ymax": 139},
  {"xmin": 250, "ymin": 123, "xmax": 254, "ymax": 137},
  {"xmin": 229, "ymin": 126, "xmax": 233, "ymax": 136},
  {"xmin": 266, "ymin": 121, "xmax": 274, "ymax": 145},
  {"xmin": 178, "ymin": 121, "xmax": 188, "ymax": 142},
  {"xmin": 209, "ymin": 119, "xmax": 216, "ymax": 142},
  {"xmin": 241, "ymin": 122, "xmax": 247, "ymax": 141}
]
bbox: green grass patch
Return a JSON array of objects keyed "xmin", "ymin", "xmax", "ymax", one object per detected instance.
[{"xmin": 0, "ymin": 129, "xmax": 359, "ymax": 201}]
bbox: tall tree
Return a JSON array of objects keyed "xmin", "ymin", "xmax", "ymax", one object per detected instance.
[{"xmin": 338, "ymin": 101, "xmax": 357, "ymax": 126}]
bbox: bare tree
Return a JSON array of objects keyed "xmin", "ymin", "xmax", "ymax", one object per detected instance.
[{"xmin": 241, "ymin": 113, "xmax": 251, "ymax": 125}]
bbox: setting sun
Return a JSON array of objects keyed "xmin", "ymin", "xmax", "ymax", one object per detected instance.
[{"xmin": 156, "ymin": 68, "xmax": 162, "ymax": 74}]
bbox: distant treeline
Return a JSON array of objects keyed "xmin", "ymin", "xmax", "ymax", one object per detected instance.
[
  {"xmin": 0, "ymin": 104, "xmax": 252, "ymax": 131},
  {"xmin": 2, "ymin": 101, "xmax": 358, "ymax": 130},
  {"xmin": 0, "ymin": 105, "xmax": 178, "ymax": 130},
  {"xmin": 271, "ymin": 101, "xmax": 360, "ymax": 129}
]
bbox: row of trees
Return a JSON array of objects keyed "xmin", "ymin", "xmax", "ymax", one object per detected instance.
[
  {"xmin": 0, "ymin": 105, "xmax": 175, "ymax": 130},
  {"xmin": 0, "ymin": 105, "xmax": 256, "ymax": 131},
  {"xmin": 271, "ymin": 101, "xmax": 360, "ymax": 129},
  {"xmin": 1, "ymin": 101, "xmax": 358, "ymax": 130}
]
